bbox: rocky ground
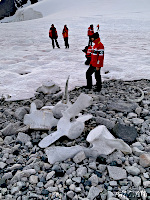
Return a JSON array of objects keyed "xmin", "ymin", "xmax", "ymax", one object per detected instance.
[{"xmin": 0, "ymin": 79, "xmax": 150, "ymax": 200}]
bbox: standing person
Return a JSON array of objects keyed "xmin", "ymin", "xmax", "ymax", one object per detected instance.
[
  {"xmin": 62, "ymin": 25, "xmax": 69, "ymax": 48},
  {"xmin": 49, "ymin": 24, "xmax": 60, "ymax": 49},
  {"xmin": 97, "ymin": 24, "xmax": 100, "ymax": 31},
  {"xmin": 86, "ymin": 32, "xmax": 104, "ymax": 92},
  {"xmin": 87, "ymin": 24, "xmax": 94, "ymax": 46}
]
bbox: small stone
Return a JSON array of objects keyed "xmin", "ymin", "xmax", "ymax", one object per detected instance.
[
  {"xmin": 128, "ymin": 176, "xmax": 141, "ymax": 187},
  {"xmin": 16, "ymin": 132, "xmax": 31, "ymax": 144},
  {"xmin": 76, "ymin": 166, "xmax": 87, "ymax": 177},
  {"xmin": 132, "ymin": 118, "xmax": 144, "ymax": 125},
  {"xmin": 67, "ymin": 191, "xmax": 74, "ymax": 199},
  {"xmin": 89, "ymin": 174, "xmax": 98, "ymax": 186},
  {"xmin": 125, "ymin": 166, "xmax": 140, "ymax": 176},
  {"xmin": 140, "ymin": 154, "xmax": 150, "ymax": 167},
  {"xmin": 0, "ymin": 162, "xmax": 7, "ymax": 169},
  {"xmin": 143, "ymin": 181, "xmax": 150, "ymax": 188},
  {"xmin": 46, "ymin": 171, "xmax": 55, "ymax": 181},
  {"xmin": 29, "ymin": 175, "xmax": 38, "ymax": 184},
  {"xmin": 73, "ymin": 151, "xmax": 86, "ymax": 163},
  {"xmin": 107, "ymin": 166, "xmax": 127, "ymax": 180},
  {"xmin": 87, "ymin": 186, "xmax": 101, "ymax": 200}
]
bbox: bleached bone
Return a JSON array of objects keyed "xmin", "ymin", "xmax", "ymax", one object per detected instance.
[
  {"xmin": 39, "ymin": 93, "xmax": 93, "ymax": 148},
  {"xmin": 63, "ymin": 93, "xmax": 93, "ymax": 119},
  {"xmin": 24, "ymin": 102, "xmax": 58, "ymax": 130},
  {"xmin": 52, "ymin": 76, "xmax": 71, "ymax": 119},
  {"xmin": 45, "ymin": 125, "xmax": 131, "ymax": 164},
  {"xmin": 36, "ymin": 80, "xmax": 60, "ymax": 94},
  {"xmin": 126, "ymin": 86, "xmax": 144, "ymax": 103},
  {"xmin": 45, "ymin": 146, "xmax": 87, "ymax": 164},
  {"xmin": 62, "ymin": 75, "xmax": 70, "ymax": 104},
  {"xmin": 87, "ymin": 125, "xmax": 132, "ymax": 155}
]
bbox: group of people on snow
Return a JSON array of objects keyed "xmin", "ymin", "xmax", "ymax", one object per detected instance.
[
  {"xmin": 49, "ymin": 24, "xmax": 69, "ymax": 49},
  {"xmin": 49, "ymin": 23, "xmax": 104, "ymax": 92}
]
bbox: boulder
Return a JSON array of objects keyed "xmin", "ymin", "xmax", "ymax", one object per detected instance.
[{"xmin": 112, "ymin": 123, "xmax": 138, "ymax": 144}]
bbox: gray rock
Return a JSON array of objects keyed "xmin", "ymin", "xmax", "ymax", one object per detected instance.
[
  {"xmin": 1, "ymin": 122, "xmax": 21, "ymax": 136},
  {"xmin": 125, "ymin": 166, "xmax": 140, "ymax": 176},
  {"xmin": 29, "ymin": 175, "xmax": 38, "ymax": 184},
  {"xmin": 4, "ymin": 136, "xmax": 13, "ymax": 145},
  {"xmin": 73, "ymin": 151, "xmax": 86, "ymax": 163},
  {"xmin": 143, "ymin": 181, "xmax": 150, "ymax": 188},
  {"xmin": 132, "ymin": 147, "xmax": 144, "ymax": 156},
  {"xmin": 16, "ymin": 132, "xmax": 31, "ymax": 144},
  {"xmin": 46, "ymin": 171, "xmax": 55, "ymax": 181},
  {"xmin": 47, "ymin": 187, "xmax": 58, "ymax": 192},
  {"xmin": 112, "ymin": 123, "xmax": 138, "ymax": 144},
  {"xmin": 15, "ymin": 107, "xmax": 28, "ymax": 120},
  {"xmin": 76, "ymin": 166, "xmax": 87, "ymax": 177},
  {"xmin": 132, "ymin": 118, "xmax": 144, "ymax": 125},
  {"xmin": 107, "ymin": 102, "xmax": 138, "ymax": 112},
  {"xmin": 128, "ymin": 176, "xmax": 141, "ymax": 187},
  {"xmin": 72, "ymin": 177, "xmax": 81, "ymax": 183},
  {"xmin": 107, "ymin": 166, "xmax": 127, "ymax": 180},
  {"xmin": 87, "ymin": 186, "xmax": 101, "ymax": 200},
  {"xmin": 140, "ymin": 153, "xmax": 150, "ymax": 167},
  {"xmin": 2, "ymin": 172, "xmax": 13, "ymax": 180},
  {"xmin": 67, "ymin": 191, "xmax": 74, "ymax": 199},
  {"xmin": 33, "ymin": 99, "xmax": 44, "ymax": 109},
  {"xmin": 95, "ymin": 117, "xmax": 115, "ymax": 130},
  {"xmin": 0, "ymin": 162, "xmax": 7, "ymax": 169},
  {"xmin": 89, "ymin": 174, "xmax": 98, "ymax": 186},
  {"xmin": 146, "ymin": 136, "xmax": 150, "ymax": 144}
]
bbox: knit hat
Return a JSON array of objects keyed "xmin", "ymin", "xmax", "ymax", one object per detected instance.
[{"xmin": 92, "ymin": 32, "xmax": 99, "ymax": 40}]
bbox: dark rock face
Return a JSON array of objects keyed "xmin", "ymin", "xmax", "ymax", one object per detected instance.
[
  {"xmin": 112, "ymin": 123, "xmax": 138, "ymax": 144},
  {"xmin": 0, "ymin": 0, "xmax": 16, "ymax": 20}
]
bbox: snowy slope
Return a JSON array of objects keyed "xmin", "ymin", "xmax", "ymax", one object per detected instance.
[{"xmin": 0, "ymin": 0, "xmax": 150, "ymax": 100}]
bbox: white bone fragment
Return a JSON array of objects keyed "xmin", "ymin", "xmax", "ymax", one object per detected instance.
[
  {"xmin": 63, "ymin": 93, "xmax": 93, "ymax": 119},
  {"xmin": 52, "ymin": 76, "xmax": 71, "ymax": 119},
  {"xmin": 39, "ymin": 93, "xmax": 93, "ymax": 148},
  {"xmin": 87, "ymin": 125, "xmax": 132, "ymax": 155},
  {"xmin": 24, "ymin": 102, "xmax": 58, "ymax": 130},
  {"xmin": 39, "ymin": 116, "xmax": 85, "ymax": 148},
  {"xmin": 45, "ymin": 146, "xmax": 87, "ymax": 164},
  {"xmin": 126, "ymin": 86, "xmax": 144, "ymax": 103}
]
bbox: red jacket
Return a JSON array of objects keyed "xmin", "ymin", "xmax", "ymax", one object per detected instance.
[
  {"xmin": 87, "ymin": 26, "xmax": 94, "ymax": 36},
  {"xmin": 62, "ymin": 26, "xmax": 68, "ymax": 38},
  {"xmin": 90, "ymin": 38, "xmax": 104, "ymax": 68},
  {"xmin": 49, "ymin": 26, "xmax": 58, "ymax": 39}
]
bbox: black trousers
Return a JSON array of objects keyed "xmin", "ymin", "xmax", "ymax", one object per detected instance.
[
  {"xmin": 86, "ymin": 65, "xmax": 102, "ymax": 90},
  {"xmin": 88, "ymin": 36, "xmax": 92, "ymax": 46},
  {"xmin": 64, "ymin": 37, "xmax": 69, "ymax": 48},
  {"xmin": 51, "ymin": 38, "xmax": 60, "ymax": 48}
]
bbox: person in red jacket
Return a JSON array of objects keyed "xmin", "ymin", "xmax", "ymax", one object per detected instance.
[
  {"xmin": 86, "ymin": 32, "xmax": 104, "ymax": 92},
  {"xmin": 62, "ymin": 25, "xmax": 69, "ymax": 48},
  {"xmin": 49, "ymin": 24, "xmax": 60, "ymax": 49},
  {"xmin": 87, "ymin": 24, "xmax": 94, "ymax": 46}
]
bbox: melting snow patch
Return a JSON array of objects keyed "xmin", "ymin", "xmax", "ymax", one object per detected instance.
[{"xmin": 14, "ymin": 8, "xmax": 43, "ymax": 22}]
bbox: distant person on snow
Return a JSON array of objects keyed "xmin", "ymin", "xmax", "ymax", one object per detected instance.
[
  {"xmin": 97, "ymin": 24, "xmax": 100, "ymax": 31},
  {"xmin": 87, "ymin": 24, "xmax": 94, "ymax": 46},
  {"xmin": 49, "ymin": 24, "xmax": 60, "ymax": 49},
  {"xmin": 86, "ymin": 32, "xmax": 104, "ymax": 92},
  {"xmin": 62, "ymin": 25, "xmax": 69, "ymax": 48}
]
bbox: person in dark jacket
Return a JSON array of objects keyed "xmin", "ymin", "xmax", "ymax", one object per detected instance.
[
  {"xmin": 86, "ymin": 32, "xmax": 104, "ymax": 92},
  {"xmin": 49, "ymin": 24, "xmax": 60, "ymax": 49},
  {"xmin": 62, "ymin": 25, "xmax": 69, "ymax": 48}
]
